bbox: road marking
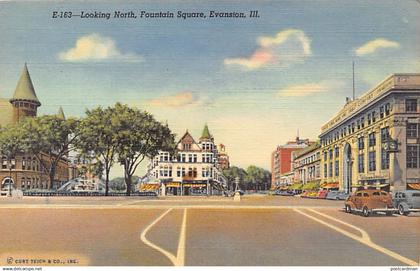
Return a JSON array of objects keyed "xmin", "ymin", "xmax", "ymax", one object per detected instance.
[
  {"xmin": 139, "ymin": 208, "xmax": 188, "ymax": 266},
  {"xmin": 306, "ymin": 208, "xmax": 370, "ymax": 240},
  {"xmin": 140, "ymin": 208, "xmax": 178, "ymax": 265},
  {"xmin": 294, "ymin": 208, "xmax": 418, "ymax": 266},
  {"xmin": 176, "ymin": 208, "xmax": 188, "ymax": 266}
]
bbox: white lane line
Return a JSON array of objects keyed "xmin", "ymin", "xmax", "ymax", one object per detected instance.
[
  {"xmin": 176, "ymin": 208, "xmax": 188, "ymax": 266},
  {"xmin": 140, "ymin": 208, "xmax": 178, "ymax": 265},
  {"xmin": 294, "ymin": 208, "xmax": 418, "ymax": 266},
  {"xmin": 306, "ymin": 208, "xmax": 370, "ymax": 240}
]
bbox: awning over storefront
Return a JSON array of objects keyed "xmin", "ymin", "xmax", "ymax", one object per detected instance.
[
  {"xmin": 166, "ymin": 182, "xmax": 181, "ymax": 188},
  {"xmin": 139, "ymin": 183, "xmax": 161, "ymax": 191},
  {"xmin": 407, "ymin": 183, "xmax": 420, "ymax": 190},
  {"xmin": 183, "ymin": 183, "xmax": 207, "ymax": 188},
  {"xmin": 322, "ymin": 182, "xmax": 339, "ymax": 189}
]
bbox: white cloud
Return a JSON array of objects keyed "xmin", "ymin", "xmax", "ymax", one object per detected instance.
[
  {"xmin": 58, "ymin": 33, "xmax": 143, "ymax": 62},
  {"xmin": 278, "ymin": 80, "xmax": 344, "ymax": 97},
  {"xmin": 144, "ymin": 91, "xmax": 206, "ymax": 108},
  {"xmin": 224, "ymin": 28, "xmax": 312, "ymax": 70},
  {"xmin": 355, "ymin": 38, "xmax": 400, "ymax": 56}
]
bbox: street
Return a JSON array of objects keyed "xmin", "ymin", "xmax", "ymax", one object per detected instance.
[{"xmin": 0, "ymin": 196, "xmax": 419, "ymax": 266}]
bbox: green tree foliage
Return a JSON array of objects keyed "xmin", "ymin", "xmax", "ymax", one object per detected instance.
[
  {"xmin": 0, "ymin": 124, "xmax": 26, "ymax": 159},
  {"xmin": 112, "ymin": 103, "xmax": 176, "ymax": 195},
  {"xmin": 19, "ymin": 115, "xmax": 80, "ymax": 189},
  {"xmin": 245, "ymin": 165, "xmax": 271, "ymax": 191},
  {"xmin": 77, "ymin": 106, "xmax": 119, "ymax": 195},
  {"xmin": 223, "ymin": 165, "xmax": 271, "ymax": 191}
]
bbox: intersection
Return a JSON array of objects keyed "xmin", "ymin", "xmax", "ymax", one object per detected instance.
[{"xmin": 0, "ymin": 196, "xmax": 419, "ymax": 266}]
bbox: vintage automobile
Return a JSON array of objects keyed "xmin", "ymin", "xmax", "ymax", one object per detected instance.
[
  {"xmin": 317, "ymin": 189, "xmax": 329, "ymax": 199},
  {"xmin": 345, "ymin": 190, "xmax": 394, "ymax": 217},
  {"xmin": 393, "ymin": 190, "xmax": 420, "ymax": 215},
  {"xmin": 326, "ymin": 190, "xmax": 349, "ymax": 200}
]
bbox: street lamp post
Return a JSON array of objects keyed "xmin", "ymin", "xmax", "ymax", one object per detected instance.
[{"xmin": 7, "ymin": 159, "xmax": 12, "ymax": 197}]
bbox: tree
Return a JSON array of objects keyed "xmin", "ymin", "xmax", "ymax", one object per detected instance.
[
  {"xmin": 77, "ymin": 106, "xmax": 119, "ymax": 195},
  {"xmin": 112, "ymin": 103, "xmax": 176, "ymax": 196},
  {"xmin": 222, "ymin": 166, "xmax": 247, "ymax": 191},
  {"xmin": 0, "ymin": 124, "xmax": 26, "ymax": 193},
  {"xmin": 245, "ymin": 165, "xmax": 271, "ymax": 191},
  {"xmin": 19, "ymin": 115, "xmax": 80, "ymax": 189}
]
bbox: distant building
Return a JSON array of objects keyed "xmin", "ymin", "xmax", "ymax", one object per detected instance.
[
  {"xmin": 319, "ymin": 74, "xmax": 420, "ymax": 193},
  {"xmin": 292, "ymin": 142, "xmax": 321, "ymax": 185},
  {"xmin": 217, "ymin": 143, "xmax": 230, "ymax": 170},
  {"xmin": 148, "ymin": 124, "xmax": 227, "ymax": 196},
  {"xmin": 0, "ymin": 64, "xmax": 69, "ymax": 191},
  {"xmin": 271, "ymin": 137, "xmax": 313, "ymax": 188}
]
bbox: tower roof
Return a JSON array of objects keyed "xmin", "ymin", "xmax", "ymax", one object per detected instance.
[
  {"xmin": 57, "ymin": 106, "xmax": 65, "ymax": 119},
  {"xmin": 200, "ymin": 123, "xmax": 212, "ymax": 140},
  {"xmin": 10, "ymin": 64, "xmax": 41, "ymax": 105}
]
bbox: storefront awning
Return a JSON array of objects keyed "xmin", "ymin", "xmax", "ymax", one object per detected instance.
[
  {"xmin": 323, "ymin": 182, "xmax": 339, "ymax": 189},
  {"xmin": 140, "ymin": 183, "xmax": 161, "ymax": 191},
  {"xmin": 166, "ymin": 182, "xmax": 181, "ymax": 188},
  {"xmin": 183, "ymin": 183, "xmax": 206, "ymax": 188},
  {"xmin": 407, "ymin": 183, "xmax": 420, "ymax": 190}
]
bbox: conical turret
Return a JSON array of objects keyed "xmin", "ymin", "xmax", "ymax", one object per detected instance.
[
  {"xmin": 200, "ymin": 123, "xmax": 213, "ymax": 141},
  {"xmin": 10, "ymin": 64, "xmax": 41, "ymax": 122},
  {"xmin": 10, "ymin": 63, "xmax": 41, "ymax": 106}
]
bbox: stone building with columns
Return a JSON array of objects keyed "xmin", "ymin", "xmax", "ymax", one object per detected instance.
[
  {"xmin": 0, "ymin": 64, "xmax": 70, "ymax": 192},
  {"xmin": 319, "ymin": 74, "xmax": 420, "ymax": 193}
]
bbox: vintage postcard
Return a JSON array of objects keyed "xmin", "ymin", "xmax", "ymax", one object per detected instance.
[{"xmin": 0, "ymin": 0, "xmax": 419, "ymax": 269}]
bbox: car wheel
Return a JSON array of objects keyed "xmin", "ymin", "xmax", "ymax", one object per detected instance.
[
  {"xmin": 362, "ymin": 206, "xmax": 370, "ymax": 217},
  {"xmin": 345, "ymin": 205, "xmax": 352, "ymax": 213},
  {"xmin": 398, "ymin": 204, "xmax": 408, "ymax": 216},
  {"xmin": 385, "ymin": 211, "xmax": 393, "ymax": 216},
  {"xmin": 336, "ymin": 197, "xmax": 340, "ymax": 200}
]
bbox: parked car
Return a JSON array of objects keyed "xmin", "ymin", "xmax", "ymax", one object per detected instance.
[
  {"xmin": 317, "ymin": 189, "xmax": 329, "ymax": 199},
  {"xmin": 275, "ymin": 190, "xmax": 294, "ymax": 196},
  {"xmin": 307, "ymin": 191, "xmax": 318, "ymax": 198},
  {"xmin": 300, "ymin": 191, "xmax": 309, "ymax": 198},
  {"xmin": 393, "ymin": 190, "xmax": 420, "ymax": 215},
  {"xmin": 345, "ymin": 190, "xmax": 394, "ymax": 217},
  {"xmin": 326, "ymin": 190, "xmax": 349, "ymax": 200}
]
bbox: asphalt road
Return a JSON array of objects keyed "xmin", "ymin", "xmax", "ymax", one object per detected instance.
[{"xmin": 0, "ymin": 195, "xmax": 418, "ymax": 266}]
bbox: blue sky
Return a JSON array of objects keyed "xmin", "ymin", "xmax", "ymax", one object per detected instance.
[{"xmin": 0, "ymin": 0, "xmax": 419, "ymax": 177}]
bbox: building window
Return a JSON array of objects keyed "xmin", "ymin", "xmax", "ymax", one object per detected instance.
[
  {"xmin": 358, "ymin": 137, "xmax": 365, "ymax": 150},
  {"xmin": 334, "ymin": 161, "xmax": 339, "ymax": 177},
  {"xmin": 406, "ymin": 99, "xmax": 417, "ymax": 112},
  {"xmin": 329, "ymin": 149, "xmax": 333, "ymax": 160},
  {"xmin": 334, "ymin": 146, "xmax": 339, "ymax": 158},
  {"xmin": 407, "ymin": 123, "xmax": 418, "ymax": 138},
  {"xmin": 324, "ymin": 163, "xmax": 327, "ymax": 178},
  {"xmin": 385, "ymin": 103, "xmax": 391, "ymax": 116},
  {"xmin": 381, "ymin": 127, "xmax": 390, "ymax": 143},
  {"xmin": 193, "ymin": 154, "xmax": 197, "ymax": 163},
  {"xmin": 358, "ymin": 154, "xmax": 365, "ymax": 173},
  {"xmin": 407, "ymin": 145, "xmax": 419, "ymax": 168},
  {"xmin": 368, "ymin": 151, "xmax": 376, "ymax": 171},
  {"xmin": 380, "ymin": 106, "xmax": 384, "ymax": 118},
  {"xmin": 361, "ymin": 117, "xmax": 365, "ymax": 128},
  {"xmin": 381, "ymin": 148, "xmax": 389, "ymax": 170},
  {"xmin": 368, "ymin": 132, "xmax": 376, "ymax": 147},
  {"xmin": 367, "ymin": 113, "xmax": 371, "ymax": 125},
  {"xmin": 22, "ymin": 157, "xmax": 26, "ymax": 170},
  {"xmin": 328, "ymin": 162, "xmax": 333, "ymax": 177}
]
